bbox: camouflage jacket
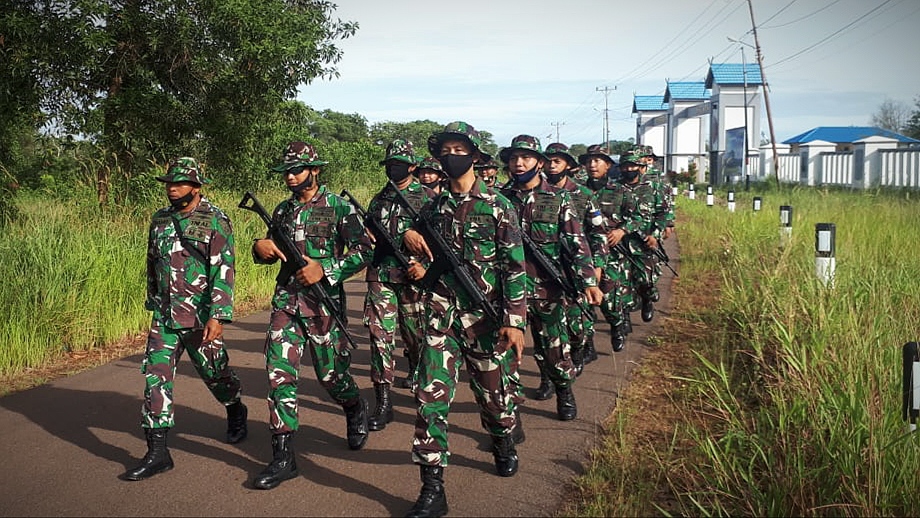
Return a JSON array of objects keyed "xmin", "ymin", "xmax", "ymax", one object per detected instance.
[
  {"xmin": 646, "ymin": 167, "xmax": 675, "ymax": 230},
  {"xmin": 560, "ymin": 177, "xmax": 609, "ymax": 268},
  {"xmin": 615, "ymin": 179, "xmax": 665, "ymax": 254},
  {"xmin": 146, "ymin": 196, "xmax": 235, "ymax": 329},
  {"xmin": 416, "ymin": 177, "xmax": 527, "ymax": 330},
  {"xmin": 254, "ymin": 185, "xmax": 371, "ymax": 317},
  {"xmin": 501, "ymin": 178, "xmax": 597, "ymax": 300},
  {"xmin": 364, "ymin": 180, "xmax": 436, "ymax": 284}
]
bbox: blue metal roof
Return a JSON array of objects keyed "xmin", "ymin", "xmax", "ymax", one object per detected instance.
[
  {"xmin": 782, "ymin": 126, "xmax": 920, "ymax": 144},
  {"xmin": 632, "ymin": 95, "xmax": 668, "ymax": 112},
  {"xmin": 663, "ymin": 81, "xmax": 709, "ymax": 102},
  {"xmin": 705, "ymin": 63, "xmax": 763, "ymax": 87}
]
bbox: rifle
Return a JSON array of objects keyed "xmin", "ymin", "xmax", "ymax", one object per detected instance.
[
  {"xmin": 387, "ymin": 180, "xmax": 500, "ymax": 324},
  {"xmin": 520, "ymin": 229, "xmax": 580, "ymax": 302},
  {"xmin": 340, "ymin": 188, "xmax": 412, "ymax": 270},
  {"xmin": 630, "ymin": 232, "xmax": 678, "ymax": 277},
  {"xmin": 238, "ymin": 191, "xmax": 358, "ymax": 350}
]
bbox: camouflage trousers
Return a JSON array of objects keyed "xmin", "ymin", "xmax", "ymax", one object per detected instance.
[
  {"xmin": 599, "ymin": 253, "xmax": 631, "ymax": 327},
  {"xmin": 363, "ymin": 281, "xmax": 425, "ymax": 385},
  {"xmin": 412, "ymin": 291, "xmax": 522, "ymax": 467},
  {"xmin": 627, "ymin": 253, "xmax": 660, "ymax": 306},
  {"xmin": 264, "ymin": 309, "xmax": 360, "ymax": 433},
  {"xmin": 564, "ymin": 296, "xmax": 595, "ymax": 354},
  {"xmin": 528, "ymin": 298, "xmax": 575, "ymax": 388},
  {"xmin": 141, "ymin": 319, "xmax": 241, "ymax": 429}
]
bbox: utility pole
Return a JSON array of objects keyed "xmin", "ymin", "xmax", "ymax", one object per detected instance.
[
  {"xmin": 746, "ymin": 0, "xmax": 779, "ymax": 183},
  {"xmin": 742, "ymin": 45, "xmax": 750, "ymax": 191},
  {"xmin": 550, "ymin": 121, "xmax": 566, "ymax": 142},
  {"xmin": 596, "ymin": 85, "xmax": 616, "ymax": 148}
]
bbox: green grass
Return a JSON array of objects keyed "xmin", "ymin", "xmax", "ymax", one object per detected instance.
[{"xmin": 572, "ymin": 184, "xmax": 920, "ymax": 516}]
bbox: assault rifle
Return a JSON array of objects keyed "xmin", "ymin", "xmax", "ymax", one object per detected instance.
[
  {"xmin": 388, "ymin": 180, "xmax": 500, "ymax": 324},
  {"xmin": 520, "ymin": 229, "xmax": 580, "ymax": 302},
  {"xmin": 340, "ymin": 188, "xmax": 412, "ymax": 270},
  {"xmin": 238, "ymin": 191, "xmax": 357, "ymax": 349},
  {"xmin": 630, "ymin": 232, "xmax": 678, "ymax": 277}
]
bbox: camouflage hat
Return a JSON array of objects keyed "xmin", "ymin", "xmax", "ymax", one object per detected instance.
[
  {"xmin": 417, "ymin": 156, "xmax": 444, "ymax": 173},
  {"xmin": 577, "ymin": 144, "xmax": 615, "ymax": 165},
  {"xmin": 474, "ymin": 158, "xmax": 500, "ymax": 171},
  {"xmin": 379, "ymin": 138, "xmax": 418, "ymax": 165},
  {"xmin": 639, "ymin": 144, "xmax": 661, "ymax": 159},
  {"xmin": 619, "ymin": 151, "xmax": 645, "ymax": 165},
  {"xmin": 498, "ymin": 134, "xmax": 549, "ymax": 164},
  {"xmin": 156, "ymin": 157, "xmax": 209, "ymax": 185},
  {"xmin": 270, "ymin": 141, "xmax": 329, "ymax": 172},
  {"xmin": 544, "ymin": 142, "xmax": 579, "ymax": 168},
  {"xmin": 427, "ymin": 121, "xmax": 486, "ymax": 159}
]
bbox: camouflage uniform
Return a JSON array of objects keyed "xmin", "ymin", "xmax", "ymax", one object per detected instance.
[
  {"xmin": 618, "ymin": 152, "xmax": 666, "ymax": 309},
  {"xmin": 142, "ymin": 158, "xmax": 240, "ymax": 430},
  {"xmin": 256, "ymin": 144, "xmax": 372, "ymax": 435},
  {"xmin": 634, "ymin": 146, "xmax": 674, "ymax": 300},
  {"xmin": 500, "ymin": 137, "xmax": 597, "ymax": 399},
  {"xmin": 364, "ymin": 140, "xmax": 435, "ymax": 390},
  {"xmin": 474, "ymin": 158, "xmax": 500, "ymax": 188},
  {"xmin": 411, "ymin": 123, "xmax": 527, "ymax": 468}
]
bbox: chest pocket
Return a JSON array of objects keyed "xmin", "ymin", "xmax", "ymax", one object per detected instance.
[
  {"xmin": 570, "ymin": 191, "xmax": 589, "ymax": 217},
  {"xmin": 531, "ymin": 193, "xmax": 561, "ymax": 224},
  {"xmin": 305, "ymin": 207, "xmax": 337, "ymax": 239},
  {"xmin": 403, "ymin": 190, "xmax": 425, "ymax": 213},
  {"xmin": 183, "ymin": 213, "xmax": 213, "ymax": 244},
  {"xmin": 597, "ymin": 190, "xmax": 621, "ymax": 219},
  {"xmin": 462, "ymin": 213, "xmax": 497, "ymax": 263}
]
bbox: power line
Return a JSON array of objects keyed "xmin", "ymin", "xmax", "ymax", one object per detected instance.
[
  {"xmin": 767, "ymin": 0, "xmax": 896, "ymax": 69},
  {"xmin": 757, "ymin": 0, "xmax": 800, "ymax": 27},
  {"xmin": 760, "ymin": 0, "xmax": 841, "ymax": 29}
]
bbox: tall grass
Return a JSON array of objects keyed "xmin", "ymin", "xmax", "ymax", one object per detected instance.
[{"xmin": 667, "ymin": 186, "xmax": 920, "ymax": 515}]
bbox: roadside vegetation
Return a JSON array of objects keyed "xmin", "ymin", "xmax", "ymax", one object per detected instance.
[{"xmin": 567, "ymin": 184, "xmax": 920, "ymax": 516}]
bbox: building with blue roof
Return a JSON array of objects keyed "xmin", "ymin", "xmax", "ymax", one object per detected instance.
[
  {"xmin": 633, "ymin": 95, "xmax": 669, "ymax": 163},
  {"xmin": 706, "ymin": 63, "xmax": 764, "ymax": 184},
  {"xmin": 661, "ymin": 81, "xmax": 710, "ymax": 179},
  {"xmin": 783, "ymin": 126, "xmax": 920, "ymax": 152}
]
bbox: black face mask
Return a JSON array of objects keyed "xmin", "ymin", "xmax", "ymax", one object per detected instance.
[
  {"xmin": 169, "ymin": 191, "xmax": 196, "ymax": 209},
  {"xmin": 545, "ymin": 170, "xmax": 566, "ymax": 185},
  {"xmin": 386, "ymin": 163, "xmax": 412, "ymax": 183},
  {"xmin": 288, "ymin": 170, "xmax": 315, "ymax": 194},
  {"xmin": 620, "ymin": 169, "xmax": 640, "ymax": 183},
  {"xmin": 439, "ymin": 154, "xmax": 475, "ymax": 179},
  {"xmin": 586, "ymin": 175, "xmax": 607, "ymax": 191}
]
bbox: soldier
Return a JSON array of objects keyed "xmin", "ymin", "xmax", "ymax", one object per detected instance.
[
  {"xmin": 617, "ymin": 150, "xmax": 666, "ymax": 323},
  {"xmin": 416, "ymin": 156, "xmax": 446, "ymax": 194},
  {"xmin": 401, "ymin": 121, "xmax": 527, "ymax": 518},
  {"xmin": 578, "ymin": 145, "xmax": 634, "ymax": 353},
  {"xmin": 362, "ymin": 138, "xmax": 435, "ymax": 430},
  {"xmin": 250, "ymin": 141, "xmax": 372, "ymax": 490},
  {"xmin": 475, "ymin": 157, "xmax": 500, "ymax": 187},
  {"xmin": 499, "ymin": 135, "xmax": 602, "ymax": 416},
  {"xmin": 543, "ymin": 142, "xmax": 608, "ymax": 376},
  {"xmin": 124, "ymin": 157, "xmax": 245, "ymax": 482}
]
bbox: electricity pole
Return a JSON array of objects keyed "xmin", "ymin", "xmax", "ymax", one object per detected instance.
[
  {"xmin": 746, "ymin": 0, "xmax": 779, "ymax": 183},
  {"xmin": 550, "ymin": 121, "xmax": 566, "ymax": 142},
  {"xmin": 596, "ymin": 85, "xmax": 616, "ymax": 148}
]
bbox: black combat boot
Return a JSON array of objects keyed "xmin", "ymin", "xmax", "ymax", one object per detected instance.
[
  {"xmin": 491, "ymin": 434, "xmax": 519, "ymax": 477},
  {"xmin": 622, "ymin": 310, "xmax": 633, "ymax": 335},
  {"xmin": 534, "ymin": 360, "xmax": 554, "ymax": 401},
  {"xmin": 583, "ymin": 335, "xmax": 598, "ymax": 364},
  {"xmin": 253, "ymin": 432, "xmax": 298, "ymax": 490},
  {"xmin": 124, "ymin": 428, "xmax": 174, "ymax": 481},
  {"xmin": 641, "ymin": 289, "xmax": 655, "ymax": 322},
  {"xmin": 344, "ymin": 397, "xmax": 369, "ymax": 450},
  {"xmin": 611, "ymin": 325, "xmax": 626, "ymax": 352},
  {"xmin": 511, "ymin": 408, "xmax": 525, "ymax": 445},
  {"xmin": 226, "ymin": 401, "xmax": 248, "ymax": 444},
  {"xmin": 399, "ymin": 353, "xmax": 418, "ymax": 389},
  {"xmin": 368, "ymin": 384, "xmax": 394, "ymax": 432},
  {"xmin": 556, "ymin": 385, "xmax": 577, "ymax": 421},
  {"xmin": 571, "ymin": 346, "xmax": 585, "ymax": 377},
  {"xmin": 405, "ymin": 465, "xmax": 448, "ymax": 518}
]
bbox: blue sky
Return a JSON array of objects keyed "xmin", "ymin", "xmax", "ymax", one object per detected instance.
[{"xmin": 297, "ymin": 0, "xmax": 920, "ymax": 148}]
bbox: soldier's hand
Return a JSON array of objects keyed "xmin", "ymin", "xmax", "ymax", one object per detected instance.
[
  {"xmin": 403, "ymin": 229, "xmax": 433, "ymax": 262},
  {"xmin": 645, "ymin": 235, "xmax": 659, "ymax": 249},
  {"xmin": 497, "ymin": 326, "xmax": 525, "ymax": 363},
  {"xmin": 664, "ymin": 227, "xmax": 674, "ymax": 240},
  {"xmin": 295, "ymin": 256, "xmax": 325, "ymax": 286},
  {"xmin": 595, "ymin": 267, "xmax": 602, "ymax": 283},
  {"xmin": 406, "ymin": 260, "xmax": 427, "ymax": 282},
  {"xmin": 606, "ymin": 228, "xmax": 626, "ymax": 246},
  {"xmin": 584, "ymin": 286, "xmax": 604, "ymax": 306},
  {"xmin": 253, "ymin": 238, "xmax": 287, "ymax": 262},
  {"xmin": 365, "ymin": 228, "xmax": 377, "ymax": 243},
  {"xmin": 202, "ymin": 318, "xmax": 223, "ymax": 343}
]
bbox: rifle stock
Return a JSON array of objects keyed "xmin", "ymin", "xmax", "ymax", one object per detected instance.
[{"xmin": 340, "ymin": 188, "xmax": 412, "ymax": 270}]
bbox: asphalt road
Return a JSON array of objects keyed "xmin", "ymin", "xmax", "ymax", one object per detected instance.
[{"xmin": 0, "ymin": 237, "xmax": 678, "ymax": 517}]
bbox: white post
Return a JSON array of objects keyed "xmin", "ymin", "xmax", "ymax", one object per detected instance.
[
  {"xmin": 779, "ymin": 205, "xmax": 792, "ymax": 247},
  {"xmin": 706, "ymin": 185, "xmax": 714, "ymax": 207},
  {"xmin": 688, "ymin": 183, "xmax": 696, "ymax": 200},
  {"xmin": 727, "ymin": 190, "xmax": 735, "ymax": 212},
  {"xmin": 815, "ymin": 223, "xmax": 836, "ymax": 287},
  {"xmin": 752, "ymin": 196, "xmax": 762, "ymax": 211}
]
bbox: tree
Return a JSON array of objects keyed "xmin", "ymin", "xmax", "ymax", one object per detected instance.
[
  {"xmin": 369, "ymin": 120, "xmax": 443, "ymax": 153},
  {"xmin": 870, "ymin": 97, "xmax": 910, "ymax": 133},
  {"xmin": 903, "ymin": 96, "xmax": 920, "ymax": 141},
  {"xmin": 5, "ymin": 0, "xmax": 357, "ymax": 204}
]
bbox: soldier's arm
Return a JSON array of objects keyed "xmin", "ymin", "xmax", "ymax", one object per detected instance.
[
  {"xmin": 583, "ymin": 197, "xmax": 609, "ymax": 267},
  {"xmin": 496, "ymin": 201, "xmax": 527, "ymax": 330},
  {"xmin": 323, "ymin": 202, "xmax": 371, "ymax": 285},
  {"xmin": 559, "ymin": 194, "xmax": 597, "ymax": 289},
  {"xmin": 145, "ymin": 219, "xmax": 158, "ymax": 310},
  {"xmin": 208, "ymin": 214, "xmax": 235, "ymax": 323},
  {"xmin": 252, "ymin": 204, "xmax": 285, "ymax": 265}
]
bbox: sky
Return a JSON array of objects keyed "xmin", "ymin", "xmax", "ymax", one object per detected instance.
[{"xmin": 297, "ymin": 0, "xmax": 920, "ymax": 149}]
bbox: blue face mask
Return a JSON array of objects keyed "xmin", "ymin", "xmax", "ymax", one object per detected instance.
[{"xmin": 513, "ymin": 165, "xmax": 540, "ymax": 185}]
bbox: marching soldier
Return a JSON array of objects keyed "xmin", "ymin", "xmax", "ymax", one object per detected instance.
[
  {"xmin": 362, "ymin": 139, "xmax": 435, "ymax": 430},
  {"xmin": 499, "ymin": 135, "xmax": 602, "ymax": 418},
  {"xmin": 401, "ymin": 121, "xmax": 527, "ymax": 518},
  {"xmin": 578, "ymin": 145, "xmax": 634, "ymax": 353},
  {"xmin": 125, "ymin": 157, "xmax": 245, "ymax": 481},
  {"xmin": 543, "ymin": 142, "xmax": 608, "ymax": 375},
  {"xmin": 250, "ymin": 141, "xmax": 372, "ymax": 490}
]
